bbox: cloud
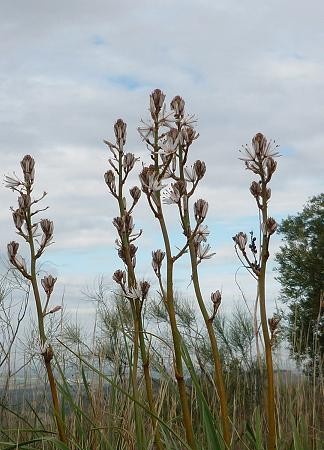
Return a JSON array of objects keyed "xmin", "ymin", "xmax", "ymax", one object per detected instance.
[{"xmin": 1, "ymin": 0, "xmax": 323, "ymax": 317}]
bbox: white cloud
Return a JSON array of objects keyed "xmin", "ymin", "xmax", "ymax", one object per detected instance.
[{"xmin": 0, "ymin": 0, "xmax": 323, "ymax": 317}]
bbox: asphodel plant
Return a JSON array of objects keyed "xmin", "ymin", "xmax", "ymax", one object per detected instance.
[
  {"xmin": 137, "ymin": 89, "xmax": 230, "ymax": 449},
  {"xmin": 103, "ymin": 121, "xmax": 163, "ymax": 450},
  {"xmin": 5, "ymin": 156, "xmax": 66, "ymax": 443},
  {"xmin": 233, "ymin": 133, "xmax": 280, "ymax": 450}
]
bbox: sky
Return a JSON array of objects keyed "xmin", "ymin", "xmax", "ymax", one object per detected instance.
[{"xmin": 1, "ymin": 0, "xmax": 324, "ymax": 327}]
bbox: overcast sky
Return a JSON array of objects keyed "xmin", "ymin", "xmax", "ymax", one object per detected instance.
[{"xmin": 1, "ymin": 0, "xmax": 323, "ymax": 323}]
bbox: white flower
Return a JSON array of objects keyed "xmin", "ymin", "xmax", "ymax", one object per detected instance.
[
  {"xmin": 138, "ymin": 120, "xmax": 154, "ymax": 141},
  {"xmin": 159, "ymin": 137, "xmax": 179, "ymax": 156},
  {"xmin": 184, "ymin": 166, "xmax": 197, "ymax": 183},
  {"xmin": 4, "ymin": 174, "xmax": 23, "ymax": 190},
  {"xmin": 142, "ymin": 174, "xmax": 166, "ymax": 193},
  {"xmin": 163, "ymin": 185, "xmax": 181, "ymax": 204},
  {"xmin": 197, "ymin": 243, "xmax": 216, "ymax": 261},
  {"xmin": 125, "ymin": 286, "xmax": 142, "ymax": 300},
  {"xmin": 194, "ymin": 225, "xmax": 210, "ymax": 244}
]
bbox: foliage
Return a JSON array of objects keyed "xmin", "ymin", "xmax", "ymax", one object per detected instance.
[{"xmin": 275, "ymin": 194, "xmax": 324, "ymax": 372}]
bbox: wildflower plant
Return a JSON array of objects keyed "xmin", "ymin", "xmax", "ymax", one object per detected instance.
[
  {"xmin": 137, "ymin": 89, "xmax": 230, "ymax": 448},
  {"xmin": 5, "ymin": 155, "xmax": 66, "ymax": 443},
  {"xmin": 233, "ymin": 133, "xmax": 280, "ymax": 450},
  {"xmin": 104, "ymin": 120, "xmax": 162, "ymax": 450}
]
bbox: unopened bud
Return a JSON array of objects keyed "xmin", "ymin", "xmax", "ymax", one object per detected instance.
[
  {"xmin": 211, "ymin": 290, "xmax": 222, "ymax": 316},
  {"xmin": 130, "ymin": 186, "xmax": 141, "ymax": 204},
  {"xmin": 114, "ymin": 119, "xmax": 127, "ymax": 147},
  {"xmin": 265, "ymin": 217, "xmax": 277, "ymax": 235},
  {"xmin": 113, "ymin": 216, "xmax": 123, "ymax": 232},
  {"xmin": 20, "ymin": 155, "xmax": 35, "ymax": 184},
  {"xmin": 194, "ymin": 199, "xmax": 208, "ymax": 222},
  {"xmin": 152, "ymin": 249, "xmax": 165, "ymax": 274},
  {"xmin": 170, "ymin": 95, "xmax": 185, "ymax": 119},
  {"xmin": 233, "ymin": 232, "xmax": 248, "ymax": 252},
  {"xmin": 140, "ymin": 280, "xmax": 150, "ymax": 300},
  {"xmin": 123, "ymin": 153, "xmax": 137, "ymax": 172},
  {"xmin": 12, "ymin": 208, "xmax": 25, "ymax": 230},
  {"xmin": 104, "ymin": 170, "xmax": 116, "ymax": 192},
  {"xmin": 41, "ymin": 275, "xmax": 57, "ymax": 296},
  {"xmin": 40, "ymin": 219, "xmax": 54, "ymax": 237},
  {"xmin": 194, "ymin": 160, "xmax": 206, "ymax": 180},
  {"xmin": 250, "ymin": 181, "xmax": 262, "ymax": 198},
  {"xmin": 150, "ymin": 89, "xmax": 165, "ymax": 119},
  {"xmin": 266, "ymin": 157, "xmax": 277, "ymax": 179},
  {"xmin": 252, "ymin": 133, "xmax": 267, "ymax": 158},
  {"xmin": 18, "ymin": 193, "xmax": 31, "ymax": 210},
  {"xmin": 7, "ymin": 241, "xmax": 19, "ymax": 260},
  {"xmin": 112, "ymin": 269, "xmax": 126, "ymax": 285},
  {"xmin": 182, "ymin": 126, "xmax": 199, "ymax": 146}
]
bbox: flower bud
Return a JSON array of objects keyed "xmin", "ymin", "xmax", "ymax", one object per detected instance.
[
  {"xmin": 211, "ymin": 290, "xmax": 222, "ymax": 316},
  {"xmin": 150, "ymin": 88, "xmax": 165, "ymax": 119},
  {"xmin": 211, "ymin": 290, "xmax": 222, "ymax": 305},
  {"xmin": 124, "ymin": 213, "xmax": 134, "ymax": 234},
  {"xmin": 194, "ymin": 160, "xmax": 206, "ymax": 180},
  {"xmin": 113, "ymin": 216, "xmax": 123, "ymax": 233},
  {"xmin": 265, "ymin": 217, "xmax": 277, "ymax": 235},
  {"xmin": 194, "ymin": 199, "xmax": 208, "ymax": 222},
  {"xmin": 18, "ymin": 193, "xmax": 31, "ymax": 210},
  {"xmin": 182, "ymin": 126, "xmax": 199, "ymax": 146},
  {"xmin": 140, "ymin": 280, "xmax": 150, "ymax": 300},
  {"xmin": 41, "ymin": 275, "xmax": 57, "ymax": 296},
  {"xmin": 104, "ymin": 170, "xmax": 116, "ymax": 193},
  {"xmin": 123, "ymin": 153, "xmax": 137, "ymax": 172},
  {"xmin": 250, "ymin": 181, "xmax": 262, "ymax": 198},
  {"xmin": 266, "ymin": 156, "xmax": 277, "ymax": 179},
  {"xmin": 114, "ymin": 119, "xmax": 127, "ymax": 147},
  {"xmin": 130, "ymin": 186, "xmax": 141, "ymax": 204},
  {"xmin": 7, "ymin": 241, "xmax": 19, "ymax": 260},
  {"xmin": 170, "ymin": 95, "xmax": 185, "ymax": 118},
  {"xmin": 252, "ymin": 133, "xmax": 268, "ymax": 158},
  {"xmin": 12, "ymin": 208, "xmax": 25, "ymax": 230},
  {"xmin": 152, "ymin": 249, "xmax": 165, "ymax": 274},
  {"xmin": 112, "ymin": 269, "xmax": 126, "ymax": 285},
  {"xmin": 20, "ymin": 155, "xmax": 35, "ymax": 184},
  {"xmin": 233, "ymin": 232, "xmax": 248, "ymax": 252}
]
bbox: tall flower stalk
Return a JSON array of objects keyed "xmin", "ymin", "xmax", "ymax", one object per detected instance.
[
  {"xmin": 167, "ymin": 95, "xmax": 231, "ymax": 447},
  {"xmin": 139, "ymin": 89, "xmax": 196, "ymax": 449},
  {"xmin": 5, "ymin": 156, "xmax": 66, "ymax": 443},
  {"xmin": 234, "ymin": 133, "xmax": 280, "ymax": 450},
  {"xmin": 104, "ymin": 121, "xmax": 163, "ymax": 450}
]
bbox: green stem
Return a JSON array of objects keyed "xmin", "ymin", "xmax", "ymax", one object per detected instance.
[
  {"xmin": 152, "ymin": 125, "xmax": 196, "ymax": 449},
  {"xmin": 259, "ymin": 178, "xmax": 276, "ymax": 450},
  {"xmin": 117, "ymin": 147, "xmax": 163, "ymax": 450},
  {"xmin": 178, "ymin": 142, "xmax": 230, "ymax": 448}
]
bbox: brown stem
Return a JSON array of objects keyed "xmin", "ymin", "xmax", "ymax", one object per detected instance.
[{"xmin": 26, "ymin": 203, "xmax": 66, "ymax": 443}]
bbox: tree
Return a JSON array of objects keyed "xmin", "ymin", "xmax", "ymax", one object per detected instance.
[{"xmin": 275, "ymin": 194, "xmax": 324, "ymax": 373}]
